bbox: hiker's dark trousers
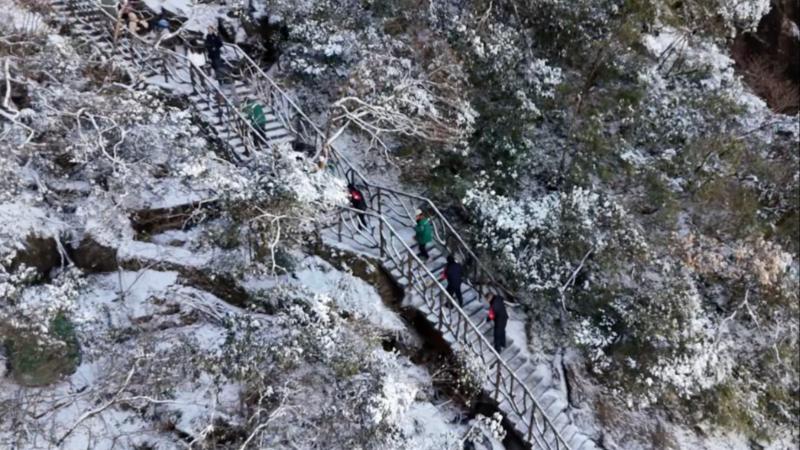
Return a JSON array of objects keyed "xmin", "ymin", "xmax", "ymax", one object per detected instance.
[
  {"xmin": 446, "ymin": 283, "xmax": 463, "ymax": 306},
  {"xmin": 493, "ymin": 318, "xmax": 507, "ymax": 352}
]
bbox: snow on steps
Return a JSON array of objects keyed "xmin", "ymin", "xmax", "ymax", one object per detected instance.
[
  {"xmin": 321, "ymin": 224, "xmax": 598, "ymax": 450},
  {"xmin": 49, "ymin": 0, "xmax": 294, "ymax": 162}
]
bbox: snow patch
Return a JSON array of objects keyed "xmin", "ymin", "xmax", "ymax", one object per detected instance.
[{"xmin": 0, "ymin": 202, "xmax": 66, "ymax": 256}]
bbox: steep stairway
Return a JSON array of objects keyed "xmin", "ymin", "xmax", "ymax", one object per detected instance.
[
  {"xmin": 49, "ymin": 1, "xmax": 599, "ymax": 448},
  {"xmin": 50, "ymin": 0, "xmax": 294, "ymax": 162},
  {"xmin": 322, "ymin": 204, "xmax": 598, "ymax": 450}
]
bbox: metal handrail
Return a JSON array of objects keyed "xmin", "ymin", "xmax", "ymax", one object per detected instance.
[
  {"xmin": 206, "ymin": 35, "xmax": 571, "ymax": 450},
  {"xmin": 58, "ymin": 3, "xmax": 569, "ymax": 445},
  {"xmin": 178, "ymin": 29, "xmax": 566, "ymax": 448},
  {"xmin": 77, "ymin": 2, "xmax": 512, "ymax": 302},
  {"xmin": 334, "ymin": 206, "xmax": 571, "ymax": 449},
  {"xmin": 218, "ymin": 42, "xmax": 519, "ymax": 301},
  {"xmin": 71, "ymin": 0, "xmax": 274, "ymax": 160}
]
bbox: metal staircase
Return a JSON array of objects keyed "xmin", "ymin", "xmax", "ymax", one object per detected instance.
[
  {"xmin": 51, "ymin": 0, "xmax": 294, "ymax": 162},
  {"xmin": 48, "ymin": 2, "xmax": 598, "ymax": 448}
]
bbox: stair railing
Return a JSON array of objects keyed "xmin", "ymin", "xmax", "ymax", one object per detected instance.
[
  {"xmin": 69, "ymin": 0, "xmax": 273, "ymax": 160},
  {"xmin": 219, "ymin": 43, "xmax": 519, "ymax": 301},
  {"xmin": 208, "ymin": 39, "xmax": 568, "ymax": 447},
  {"xmin": 71, "ymin": 0, "xmax": 513, "ymax": 304},
  {"xmin": 59, "ymin": 5, "xmax": 568, "ymax": 446},
  {"xmin": 333, "ymin": 206, "xmax": 571, "ymax": 450}
]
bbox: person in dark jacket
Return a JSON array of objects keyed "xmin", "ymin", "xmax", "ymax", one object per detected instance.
[
  {"xmin": 439, "ymin": 255, "xmax": 463, "ymax": 307},
  {"xmin": 487, "ymin": 293, "xmax": 508, "ymax": 352},
  {"xmin": 348, "ymin": 183, "xmax": 368, "ymax": 229},
  {"xmin": 205, "ymin": 26, "xmax": 223, "ymax": 79},
  {"xmin": 292, "ymin": 141, "xmax": 316, "ymax": 156}
]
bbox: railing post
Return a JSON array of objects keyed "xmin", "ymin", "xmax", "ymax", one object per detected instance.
[
  {"xmin": 509, "ymin": 375, "xmax": 515, "ymax": 408},
  {"xmin": 337, "ymin": 213, "xmax": 342, "ymax": 242},
  {"xmin": 463, "ymin": 313, "xmax": 469, "ymax": 343},
  {"xmin": 527, "ymin": 408, "xmax": 534, "ymax": 443},
  {"xmin": 189, "ymin": 63, "xmax": 196, "ymax": 93},
  {"xmin": 455, "ymin": 313, "xmax": 461, "ymax": 343},
  {"xmin": 217, "ymin": 93, "xmax": 223, "ymax": 122},
  {"xmin": 494, "ymin": 362, "xmax": 502, "ymax": 402},
  {"xmin": 407, "ymin": 254, "xmax": 413, "ymax": 286},
  {"xmin": 377, "ymin": 187, "xmax": 382, "ymax": 216},
  {"xmin": 437, "ymin": 291, "xmax": 444, "ymax": 329},
  {"xmin": 379, "ymin": 219, "xmax": 385, "ymax": 258},
  {"xmin": 523, "ymin": 389, "xmax": 528, "ymax": 414}
]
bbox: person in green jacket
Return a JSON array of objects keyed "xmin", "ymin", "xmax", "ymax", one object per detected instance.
[
  {"xmin": 244, "ymin": 101, "xmax": 267, "ymax": 137},
  {"xmin": 414, "ymin": 209, "xmax": 433, "ymax": 260}
]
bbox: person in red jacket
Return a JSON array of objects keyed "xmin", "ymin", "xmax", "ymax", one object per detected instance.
[
  {"xmin": 487, "ymin": 293, "xmax": 508, "ymax": 352},
  {"xmin": 348, "ymin": 183, "xmax": 368, "ymax": 229}
]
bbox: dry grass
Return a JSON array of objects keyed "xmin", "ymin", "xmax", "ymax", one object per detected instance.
[
  {"xmin": 743, "ymin": 54, "xmax": 800, "ymax": 114},
  {"xmin": 650, "ymin": 421, "xmax": 678, "ymax": 450},
  {"xmin": 594, "ymin": 397, "xmax": 622, "ymax": 428},
  {"xmin": 733, "ymin": 40, "xmax": 800, "ymax": 115}
]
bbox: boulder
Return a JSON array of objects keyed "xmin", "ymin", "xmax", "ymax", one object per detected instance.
[
  {"xmin": 10, "ymin": 235, "xmax": 61, "ymax": 277},
  {"xmin": 69, "ymin": 235, "xmax": 119, "ymax": 273},
  {"xmin": 130, "ymin": 200, "xmax": 219, "ymax": 237}
]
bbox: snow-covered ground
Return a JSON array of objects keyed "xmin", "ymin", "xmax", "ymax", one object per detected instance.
[{"xmin": 0, "ymin": 263, "xmax": 482, "ymax": 448}]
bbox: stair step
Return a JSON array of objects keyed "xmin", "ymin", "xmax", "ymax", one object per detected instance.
[
  {"xmin": 261, "ymin": 127, "xmax": 290, "ymax": 139},
  {"xmin": 507, "ymin": 353, "xmax": 526, "ymax": 372},
  {"xmin": 208, "ymin": 113, "xmax": 281, "ymax": 127},
  {"xmin": 467, "ymin": 300, "xmax": 487, "ymax": 321},
  {"xmin": 569, "ymin": 432, "xmax": 590, "ymax": 450},
  {"xmin": 559, "ymin": 424, "xmax": 580, "ymax": 446},
  {"xmin": 514, "ymin": 363, "xmax": 536, "ymax": 385},
  {"xmin": 502, "ymin": 344, "xmax": 522, "ymax": 362}
]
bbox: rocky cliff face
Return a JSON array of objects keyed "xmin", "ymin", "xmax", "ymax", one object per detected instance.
[{"xmin": 733, "ymin": 0, "xmax": 800, "ymax": 113}]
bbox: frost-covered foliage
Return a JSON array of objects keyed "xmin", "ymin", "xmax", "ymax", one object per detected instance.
[
  {"xmin": 718, "ymin": 0, "xmax": 772, "ymax": 33},
  {"xmin": 465, "ymin": 412, "xmax": 507, "ymax": 443},
  {"xmin": 1, "ymin": 265, "xmax": 463, "ymax": 448},
  {"xmin": 262, "ymin": 0, "xmax": 365, "ymax": 82},
  {"xmin": 452, "ymin": 1, "xmax": 798, "ymax": 439},
  {"xmin": 203, "ymin": 284, "xmax": 459, "ymax": 449},
  {"xmin": 630, "ymin": 28, "xmax": 766, "ymax": 149},
  {"xmin": 250, "ymin": 0, "xmax": 799, "ymax": 445},
  {"xmin": 0, "ymin": 262, "xmax": 83, "ymax": 386},
  {"xmin": 465, "ymin": 185, "xmax": 645, "ymax": 292},
  {"xmin": 0, "ymin": 268, "xmax": 83, "ymax": 344},
  {"xmin": 263, "ymin": 0, "xmax": 478, "ymax": 154},
  {"xmin": 450, "ymin": 350, "xmax": 490, "ymax": 406},
  {"xmin": 589, "ymin": 268, "xmax": 733, "ymax": 398},
  {"xmin": 255, "ymin": 0, "xmax": 798, "ymax": 442},
  {"xmin": 2, "ymin": 21, "xmax": 347, "ymax": 280},
  {"xmin": 2, "ymin": 0, "xmax": 796, "ymax": 446},
  {"xmin": 0, "ymin": 2, "xmax": 472, "ymax": 449},
  {"xmin": 0, "ymin": 0, "xmax": 48, "ymax": 35},
  {"xmin": 336, "ymin": 47, "xmax": 476, "ymax": 153}
]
